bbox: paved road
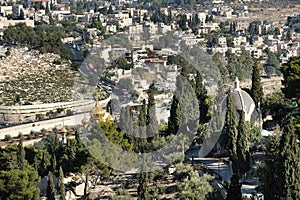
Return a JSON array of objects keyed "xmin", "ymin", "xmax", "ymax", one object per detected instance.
[
  {"xmin": 0, "ymin": 113, "xmax": 88, "ymax": 140},
  {"xmin": 191, "ymin": 157, "xmax": 233, "ymax": 183},
  {"xmin": 0, "ymin": 97, "xmax": 111, "ymax": 140}
]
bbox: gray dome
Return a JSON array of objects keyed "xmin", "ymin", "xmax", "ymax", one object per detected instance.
[{"xmin": 221, "ymin": 77, "xmax": 256, "ymax": 122}]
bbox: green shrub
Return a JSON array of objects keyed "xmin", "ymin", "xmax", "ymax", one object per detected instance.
[
  {"xmin": 4, "ymin": 134, "xmax": 13, "ymax": 142},
  {"xmin": 27, "ymin": 134, "xmax": 32, "ymax": 140},
  {"xmin": 34, "ymin": 132, "xmax": 39, "ymax": 139},
  {"xmin": 18, "ymin": 132, "xmax": 24, "ymax": 140}
]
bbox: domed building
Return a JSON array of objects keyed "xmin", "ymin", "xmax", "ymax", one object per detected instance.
[
  {"xmin": 221, "ymin": 77, "xmax": 260, "ymax": 124},
  {"xmin": 89, "ymin": 91, "xmax": 114, "ymax": 123}
]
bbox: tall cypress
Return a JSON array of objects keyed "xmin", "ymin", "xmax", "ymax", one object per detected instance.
[
  {"xmin": 226, "ymin": 173, "xmax": 242, "ymax": 200},
  {"xmin": 139, "ymin": 99, "xmax": 147, "ymax": 127},
  {"xmin": 261, "ymin": 119, "xmax": 300, "ymax": 200},
  {"xmin": 47, "ymin": 171, "xmax": 56, "ymax": 200},
  {"xmin": 137, "ymin": 158, "xmax": 150, "ymax": 200},
  {"xmin": 167, "ymin": 95, "xmax": 181, "ymax": 136},
  {"xmin": 261, "ymin": 127, "xmax": 281, "ymax": 200},
  {"xmin": 278, "ymin": 119, "xmax": 300, "ymax": 199},
  {"xmin": 176, "ymin": 69, "xmax": 199, "ymax": 125},
  {"xmin": 51, "ymin": 155, "xmax": 57, "ymax": 174},
  {"xmin": 119, "ymin": 106, "xmax": 134, "ymax": 143},
  {"xmin": 220, "ymin": 90, "xmax": 238, "ymax": 161},
  {"xmin": 137, "ymin": 171, "xmax": 150, "ymax": 200},
  {"xmin": 138, "ymin": 99, "xmax": 147, "ymax": 153},
  {"xmin": 251, "ymin": 61, "xmax": 263, "ymax": 107},
  {"xmin": 220, "ymin": 90, "xmax": 239, "ymax": 174},
  {"xmin": 58, "ymin": 166, "xmax": 66, "ymax": 200},
  {"xmin": 195, "ymin": 71, "xmax": 210, "ymax": 124},
  {"xmin": 17, "ymin": 137, "xmax": 25, "ymax": 170},
  {"xmin": 236, "ymin": 111, "xmax": 251, "ymax": 179},
  {"xmin": 45, "ymin": 2, "xmax": 50, "ymax": 14},
  {"xmin": 146, "ymin": 83, "xmax": 158, "ymax": 139}
]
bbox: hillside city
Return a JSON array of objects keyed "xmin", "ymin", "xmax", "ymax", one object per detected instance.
[{"xmin": 0, "ymin": 0, "xmax": 299, "ymax": 199}]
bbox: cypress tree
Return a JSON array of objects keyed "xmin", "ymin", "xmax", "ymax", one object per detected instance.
[
  {"xmin": 194, "ymin": 71, "xmax": 210, "ymax": 124},
  {"xmin": 236, "ymin": 111, "xmax": 251, "ymax": 180},
  {"xmin": 137, "ymin": 171, "xmax": 150, "ymax": 200},
  {"xmin": 146, "ymin": 83, "xmax": 158, "ymax": 139},
  {"xmin": 176, "ymin": 69, "xmax": 199, "ymax": 125},
  {"xmin": 45, "ymin": 2, "xmax": 50, "ymax": 14},
  {"xmin": 261, "ymin": 120, "xmax": 300, "ymax": 200},
  {"xmin": 261, "ymin": 127, "xmax": 281, "ymax": 200},
  {"xmin": 17, "ymin": 137, "xmax": 26, "ymax": 170},
  {"xmin": 278, "ymin": 119, "xmax": 300, "ymax": 199},
  {"xmin": 75, "ymin": 128, "xmax": 80, "ymax": 144},
  {"xmin": 226, "ymin": 173, "xmax": 242, "ymax": 200},
  {"xmin": 138, "ymin": 99, "xmax": 147, "ymax": 153},
  {"xmin": 34, "ymin": 154, "xmax": 38, "ymax": 172},
  {"xmin": 220, "ymin": 90, "xmax": 238, "ymax": 162},
  {"xmin": 137, "ymin": 159, "xmax": 150, "ymax": 200},
  {"xmin": 58, "ymin": 166, "xmax": 66, "ymax": 200},
  {"xmin": 220, "ymin": 90, "xmax": 240, "ymax": 174},
  {"xmin": 119, "ymin": 106, "xmax": 134, "ymax": 139},
  {"xmin": 107, "ymin": 5, "xmax": 113, "ymax": 14},
  {"xmin": 47, "ymin": 171, "xmax": 56, "ymax": 200},
  {"xmin": 167, "ymin": 95, "xmax": 181, "ymax": 136},
  {"xmin": 51, "ymin": 155, "xmax": 57, "ymax": 174},
  {"xmin": 280, "ymin": 56, "xmax": 300, "ymax": 99},
  {"xmin": 251, "ymin": 61, "xmax": 263, "ymax": 107},
  {"xmin": 139, "ymin": 99, "xmax": 147, "ymax": 127}
]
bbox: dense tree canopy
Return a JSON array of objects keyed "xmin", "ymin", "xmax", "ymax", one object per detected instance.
[
  {"xmin": 2, "ymin": 23, "xmax": 71, "ymax": 60},
  {"xmin": 0, "ymin": 167, "xmax": 40, "ymax": 200},
  {"xmin": 260, "ymin": 118, "xmax": 300, "ymax": 199},
  {"xmin": 174, "ymin": 163, "xmax": 213, "ymax": 200},
  {"xmin": 281, "ymin": 56, "xmax": 300, "ymax": 99}
]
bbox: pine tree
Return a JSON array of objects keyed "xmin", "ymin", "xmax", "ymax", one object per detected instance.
[
  {"xmin": 58, "ymin": 166, "xmax": 66, "ymax": 200},
  {"xmin": 251, "ymin": 61, "xmax": 263, "ymax": 107},
  {"xmin": 17, "ymin": 137, "xmax": 26, "ymax": 170},
  {"xmin": 47, "ymin": 171, "xmax": 56, "ymax": 200},
  {"xmin": 226, "ymin": 173, "xmax": 242, "ymax": 200},
  {"xmin": 146, "ymin": 83, "xmax": 158, "ymax": 139},
  {"xmin": 167, "ymin": 95, "xmax": 181, "ymax": 136},
  {"xmin": 236, "ymin": 111, "xmax": 251, "ymax": 180}
]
